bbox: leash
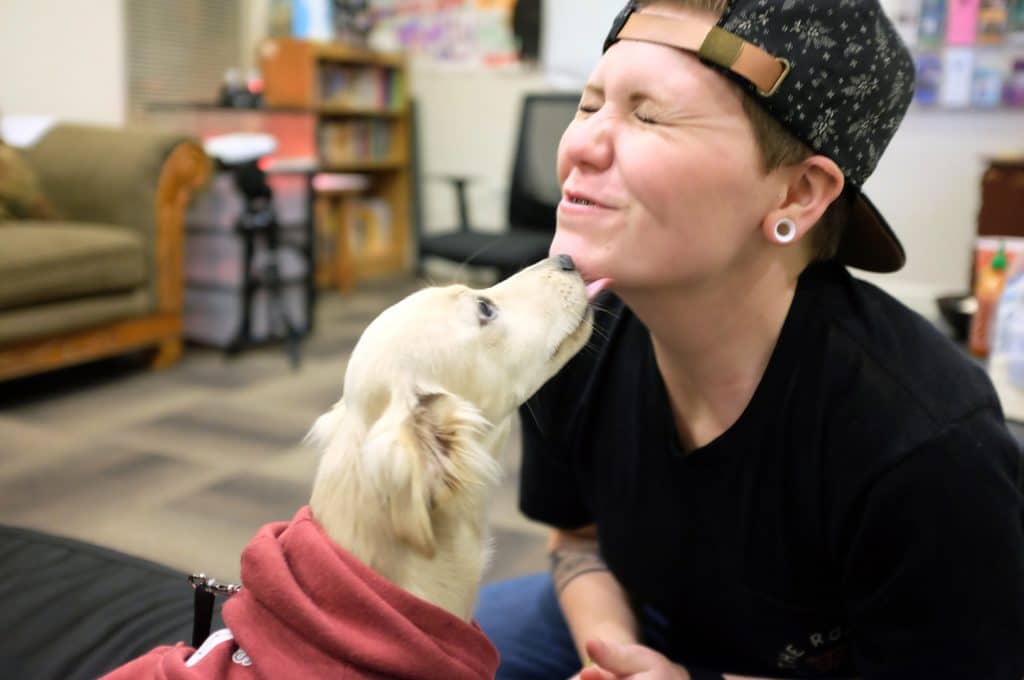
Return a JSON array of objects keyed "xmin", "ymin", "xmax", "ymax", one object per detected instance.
[{"xmin": 188, "ymin": 573, "xmax": 242, "ymax": 647}]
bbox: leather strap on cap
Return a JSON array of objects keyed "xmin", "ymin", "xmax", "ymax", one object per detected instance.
[{"xmin": 616, "ymin": 12, "xmax": 790, "ymax": 96}]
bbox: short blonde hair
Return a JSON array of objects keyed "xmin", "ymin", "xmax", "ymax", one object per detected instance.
[{"xmin": 631, "ymin": 0, "xmax": 851, "ymax": 262}]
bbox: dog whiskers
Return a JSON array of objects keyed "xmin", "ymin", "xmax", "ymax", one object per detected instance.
[
  {"xmin": 588, "ymin": 324, "xmax": 610, "ymax": 343},
  {"xmin": 452, "ymin": 242, "xmax": 505, "ymax": 286},
  {"xmin": 522, "ymin": 399, "xmax": 546, "ymax": 439}
]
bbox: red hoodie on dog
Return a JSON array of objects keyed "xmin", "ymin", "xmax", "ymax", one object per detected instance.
[{"xmin": 102, "ymin": 507, "xmax": 499, "ymax": 680}]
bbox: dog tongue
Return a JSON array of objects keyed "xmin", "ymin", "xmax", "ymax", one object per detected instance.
[{"xmin": 586, "ymin": 278, "xmax": 613, "ymax": 301}]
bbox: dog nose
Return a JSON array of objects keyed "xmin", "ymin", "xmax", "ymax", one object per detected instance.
[{"xmin": 555, "ymin": 254, "xmax": 575, "ymax": 272}]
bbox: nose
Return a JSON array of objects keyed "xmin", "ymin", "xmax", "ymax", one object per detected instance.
[
  {"xmin": 559, "ymin": 111, "xmax": 613, "ymax": 175},
  {"xmin": 555, "ymin": 254, "xmax": 575, "ymax": 272}
]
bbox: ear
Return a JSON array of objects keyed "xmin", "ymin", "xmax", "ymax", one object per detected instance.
[
  {"xmin": 762, "ymin": 154, "xmax": 845, "ymax": 244},
  {"xmin": 305, "ymin": 398, "xmax": 346, "ymax": 450},
  {"xmin": 362, "ymin": 388, "xmax": 498, "ymax": 557}
]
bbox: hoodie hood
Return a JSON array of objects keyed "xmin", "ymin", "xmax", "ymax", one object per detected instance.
[{"xmin": 102, "ymin": 506, "xmax": 499, "ymax": 680}]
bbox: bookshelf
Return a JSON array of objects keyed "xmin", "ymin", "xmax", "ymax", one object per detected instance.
[
  {"xmin": 886, "ymin": 0, "xmax": 1024, "ymax": 110},
  {"xmin": 260, "ymin": 38, "xmax": 412, "ymax": 291}
]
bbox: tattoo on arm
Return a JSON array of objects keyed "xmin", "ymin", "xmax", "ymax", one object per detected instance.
[{"xmin": 550, "ymin": 545, "xmax": 610, "ymax": 595}]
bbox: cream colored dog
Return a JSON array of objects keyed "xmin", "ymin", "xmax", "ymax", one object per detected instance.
[{"xmin": 306, "ymin": 256, "xmax": 598, "ymax": 621}]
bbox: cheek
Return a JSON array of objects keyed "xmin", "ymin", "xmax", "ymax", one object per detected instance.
[
  {"xmin": 609, "ymin": 143, "xmax": 767, "ymax": 283},
  {"xmin": 615, "ymin": 141, "xmax": 695, "ymax": 254},
  {"xmin": 555, "ymin": 124, "xmax": 576, "ymax": 186},
  {"xmin": 622, "ymin": 137, "xmax": 762, "ymax": 241}
]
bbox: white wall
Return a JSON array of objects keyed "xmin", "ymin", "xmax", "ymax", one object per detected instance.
[
  {"xmin": 410, "ymin": 62, "xmax": 554, "ymax": 236},
  {"xmin": 0, "ymin": 0, "xmax": 125, "ymax": 126},
  {"xmin": 541, "ymin": 0, "xmax": 621, "ymax": 85},
  {"xmin": 860, "ymin": 111, "xmax": 1024, "ymax": 314},
  {"xmin": 240, "ymin": 0, "xmax": 271, "ymax": 73}
]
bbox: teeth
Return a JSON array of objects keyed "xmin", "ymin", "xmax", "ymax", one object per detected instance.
[{"xmin": 571, "ymin": 197, "xmax": 594, "ymax": 206}]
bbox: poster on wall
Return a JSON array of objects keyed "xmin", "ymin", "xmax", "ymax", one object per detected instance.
[{"xmin": 367, "ymin": 0, "xmax": 521, "ymax": 67}]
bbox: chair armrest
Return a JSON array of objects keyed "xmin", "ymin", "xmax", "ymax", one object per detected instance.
[
  {"xmin": 425, "ymin": 173, "xmax": 483, "ymax": 232},
  {"xmin": 24, "ymin": 124, "xmax": 211, "ymax": 314}
]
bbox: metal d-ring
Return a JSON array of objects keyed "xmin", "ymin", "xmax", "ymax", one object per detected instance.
[{"xmin": 189, "ymin": 572, "xmax": 242, "ymax": 597}]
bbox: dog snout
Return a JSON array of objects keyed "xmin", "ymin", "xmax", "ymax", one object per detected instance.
[{"xmin": 555, "ymin": 254, "xmax": 575, "ymax": 272}]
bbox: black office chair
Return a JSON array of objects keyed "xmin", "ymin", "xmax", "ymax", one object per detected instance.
[{"xmin": 415, "ymin": 92, "xmax": 581, "ymax": 280}]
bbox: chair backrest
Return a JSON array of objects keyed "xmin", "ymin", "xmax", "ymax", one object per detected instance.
[{"xmin": 507, "ymin": 92, "xmax": 581, "ymax": 232}]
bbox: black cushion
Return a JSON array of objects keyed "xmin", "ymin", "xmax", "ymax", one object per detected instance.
[{"xmin": 0, "ymin": 523, "xmax": 224, "ymax": 680}]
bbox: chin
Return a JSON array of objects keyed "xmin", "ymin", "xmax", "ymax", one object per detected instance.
[{"xmin": 549, "ymin": 231, "xmax": 604, "ymax": 280}]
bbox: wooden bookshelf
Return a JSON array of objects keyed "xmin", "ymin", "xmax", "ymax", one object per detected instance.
[{"xmin": 260, "ymin": 37, "xmax": 412, "ymax": 291}]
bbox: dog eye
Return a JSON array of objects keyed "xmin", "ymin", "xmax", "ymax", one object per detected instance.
[{"xmin": 477, "ymin": 297, "xmax": 498, "ymax": 325}]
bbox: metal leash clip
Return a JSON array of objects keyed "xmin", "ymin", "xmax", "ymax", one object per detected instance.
[
  {"xmin": 188, "ymin": 573, "xmax": 242, "ymax": 647},
  {"xmin": 188, "ymin": 573, "xmax": 242, "ymax": 597}
]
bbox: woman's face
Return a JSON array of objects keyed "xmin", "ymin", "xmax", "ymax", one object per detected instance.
[{"xmin": 550, "ymin": 8, "xmax": 781, "ymax": 291}]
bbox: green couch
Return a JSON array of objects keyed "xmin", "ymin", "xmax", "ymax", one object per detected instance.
[{"xmin": 0, "ymin": 124, "xmax": 210, "ymax": 381}]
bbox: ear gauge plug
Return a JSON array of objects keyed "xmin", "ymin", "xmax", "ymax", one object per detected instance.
[{"xmin": 773, "ymin": 218, "xmax": 797, "ymax": 244}]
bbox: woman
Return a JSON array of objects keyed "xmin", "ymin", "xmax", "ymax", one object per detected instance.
[{"xmin": 475, "ymin": 1, "xmax": 1024, "ymax": 678}]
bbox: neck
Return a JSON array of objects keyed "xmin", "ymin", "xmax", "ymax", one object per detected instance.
[
  {"xmin": 314, "ymin": 487, "xmax": 490, "ymax": 622},
  {"xmin": 619, "ymin": 253, "xmax": 806, "ymax": 451},
  {"xmin": 311, "ymin": 422, "xmax": 510, "ymax": 621}
]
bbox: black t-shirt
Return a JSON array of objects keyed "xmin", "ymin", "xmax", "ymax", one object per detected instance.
[{"xmin": 520, "ymin": 261, "xmax": 1024, "ymax": 679}]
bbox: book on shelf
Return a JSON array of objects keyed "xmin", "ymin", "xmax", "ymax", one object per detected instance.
[
  {"xmin": 919, "ymin": 0, "xmax": 948, "ymax": 45},
  {"xmin": 319, "ymin": 120, "xmax": 394, "ymax": 165},
  {"xmin": 1010, "ymin": 0, "xmax": 1024, "ymax": 40},
  {"xmin": 314, "ymin": 195, "xmax": 340, "ymax": 281},
  {"xmin": 319, "ymin": 65, "xmax": 400, "ymax": 110},
  {"xmin": 946, "ymin": 0, "xmax": 981, "ymax": 44},
  {"xmin": 1006, "ymin": 56, "xmax": 1024, "ymax": 104},
  {"xmin": 349, "ymin": 197, "xmax": 393, "ymax": 257},
  {"xmin": 978, "ymin": 0, "xmax": 1010, "ymax": 43},
  {"xmin": 915, "ymin": 52, "xmax": 944, "ymax": 103},
  {"xmin": 972, "ymin": 51, "xmax": 1009, "ymax": 105},
  {"xmin": 941, "ymin": 47, "xmax": 976, "ymax": 105}
]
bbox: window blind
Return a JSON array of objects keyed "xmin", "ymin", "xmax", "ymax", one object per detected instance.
[{"xmin": 124, "ymin": 0, "xmax": 242, "ymax": 122}]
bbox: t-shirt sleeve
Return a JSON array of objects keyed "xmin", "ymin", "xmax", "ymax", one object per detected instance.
[
  {"xmin": 517, "ymin": 358, "xmax": 594, "ymax": 530},
  {"xmin": 839, "ymin": 407, "xmax": 1024, "ymax": 679}
]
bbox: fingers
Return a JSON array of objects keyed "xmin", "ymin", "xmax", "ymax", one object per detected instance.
[
  {"xmin": 585, "ymin": 638, "xmax": 659, "ymax": 675},
  {"xmin": 579, "ymin": 665, "xmax": 619, "ymax": 680}
]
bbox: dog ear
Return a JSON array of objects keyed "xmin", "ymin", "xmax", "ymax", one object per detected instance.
[
  {"xmin": 305, "ymin": 398, "xmax": 346, "ymax": 450},
  {"xmin": 362, "ymin": 388, "xmax": 497, "ymax": 558}
]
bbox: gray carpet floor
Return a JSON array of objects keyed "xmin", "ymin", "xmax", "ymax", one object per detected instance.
[{"xmin": 0, "ymin": 277, "xmax": 549, "ymax": 588}]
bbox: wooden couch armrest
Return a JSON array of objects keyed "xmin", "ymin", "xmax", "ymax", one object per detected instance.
[{"xmin": 155, "ymin": 141, "xmax": 211, "ymax": 315}]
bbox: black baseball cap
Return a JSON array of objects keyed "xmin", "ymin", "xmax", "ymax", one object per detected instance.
[{"xmin": 604, "ymin": 0, "xmax": 916, "ymax": 273}]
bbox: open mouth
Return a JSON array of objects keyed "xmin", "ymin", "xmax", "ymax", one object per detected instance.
[{"xmin": 564, "ymin": 190, "xmax": 610, "ymax": 210}]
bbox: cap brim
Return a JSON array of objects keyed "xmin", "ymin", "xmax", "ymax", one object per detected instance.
[{"xmin": 837, "ymin": 191, "xmax": 906, "ymax": 273}]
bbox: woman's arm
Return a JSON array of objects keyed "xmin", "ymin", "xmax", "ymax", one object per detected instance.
[
  {"xmin": 549, "ymin": 525, "xmax": 640, "ymax": 664},
  {"xmin": 552, "ymin": 527, "xmax": 815, "ymax": 680}
]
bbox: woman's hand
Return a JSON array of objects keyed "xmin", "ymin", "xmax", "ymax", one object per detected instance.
[{"xmin": 573, "ymin": 639, "xmax": 691, "ymax": 680}]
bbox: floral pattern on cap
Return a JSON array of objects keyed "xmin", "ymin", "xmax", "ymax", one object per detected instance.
[{"xmin": 718, "ymin": 0, "xmax": 916, "ymax": 187}]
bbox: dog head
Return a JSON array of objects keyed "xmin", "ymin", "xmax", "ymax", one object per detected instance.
[{"xmin": 308, "ymin": 256, "xmax": 594, "ymax": 558}]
